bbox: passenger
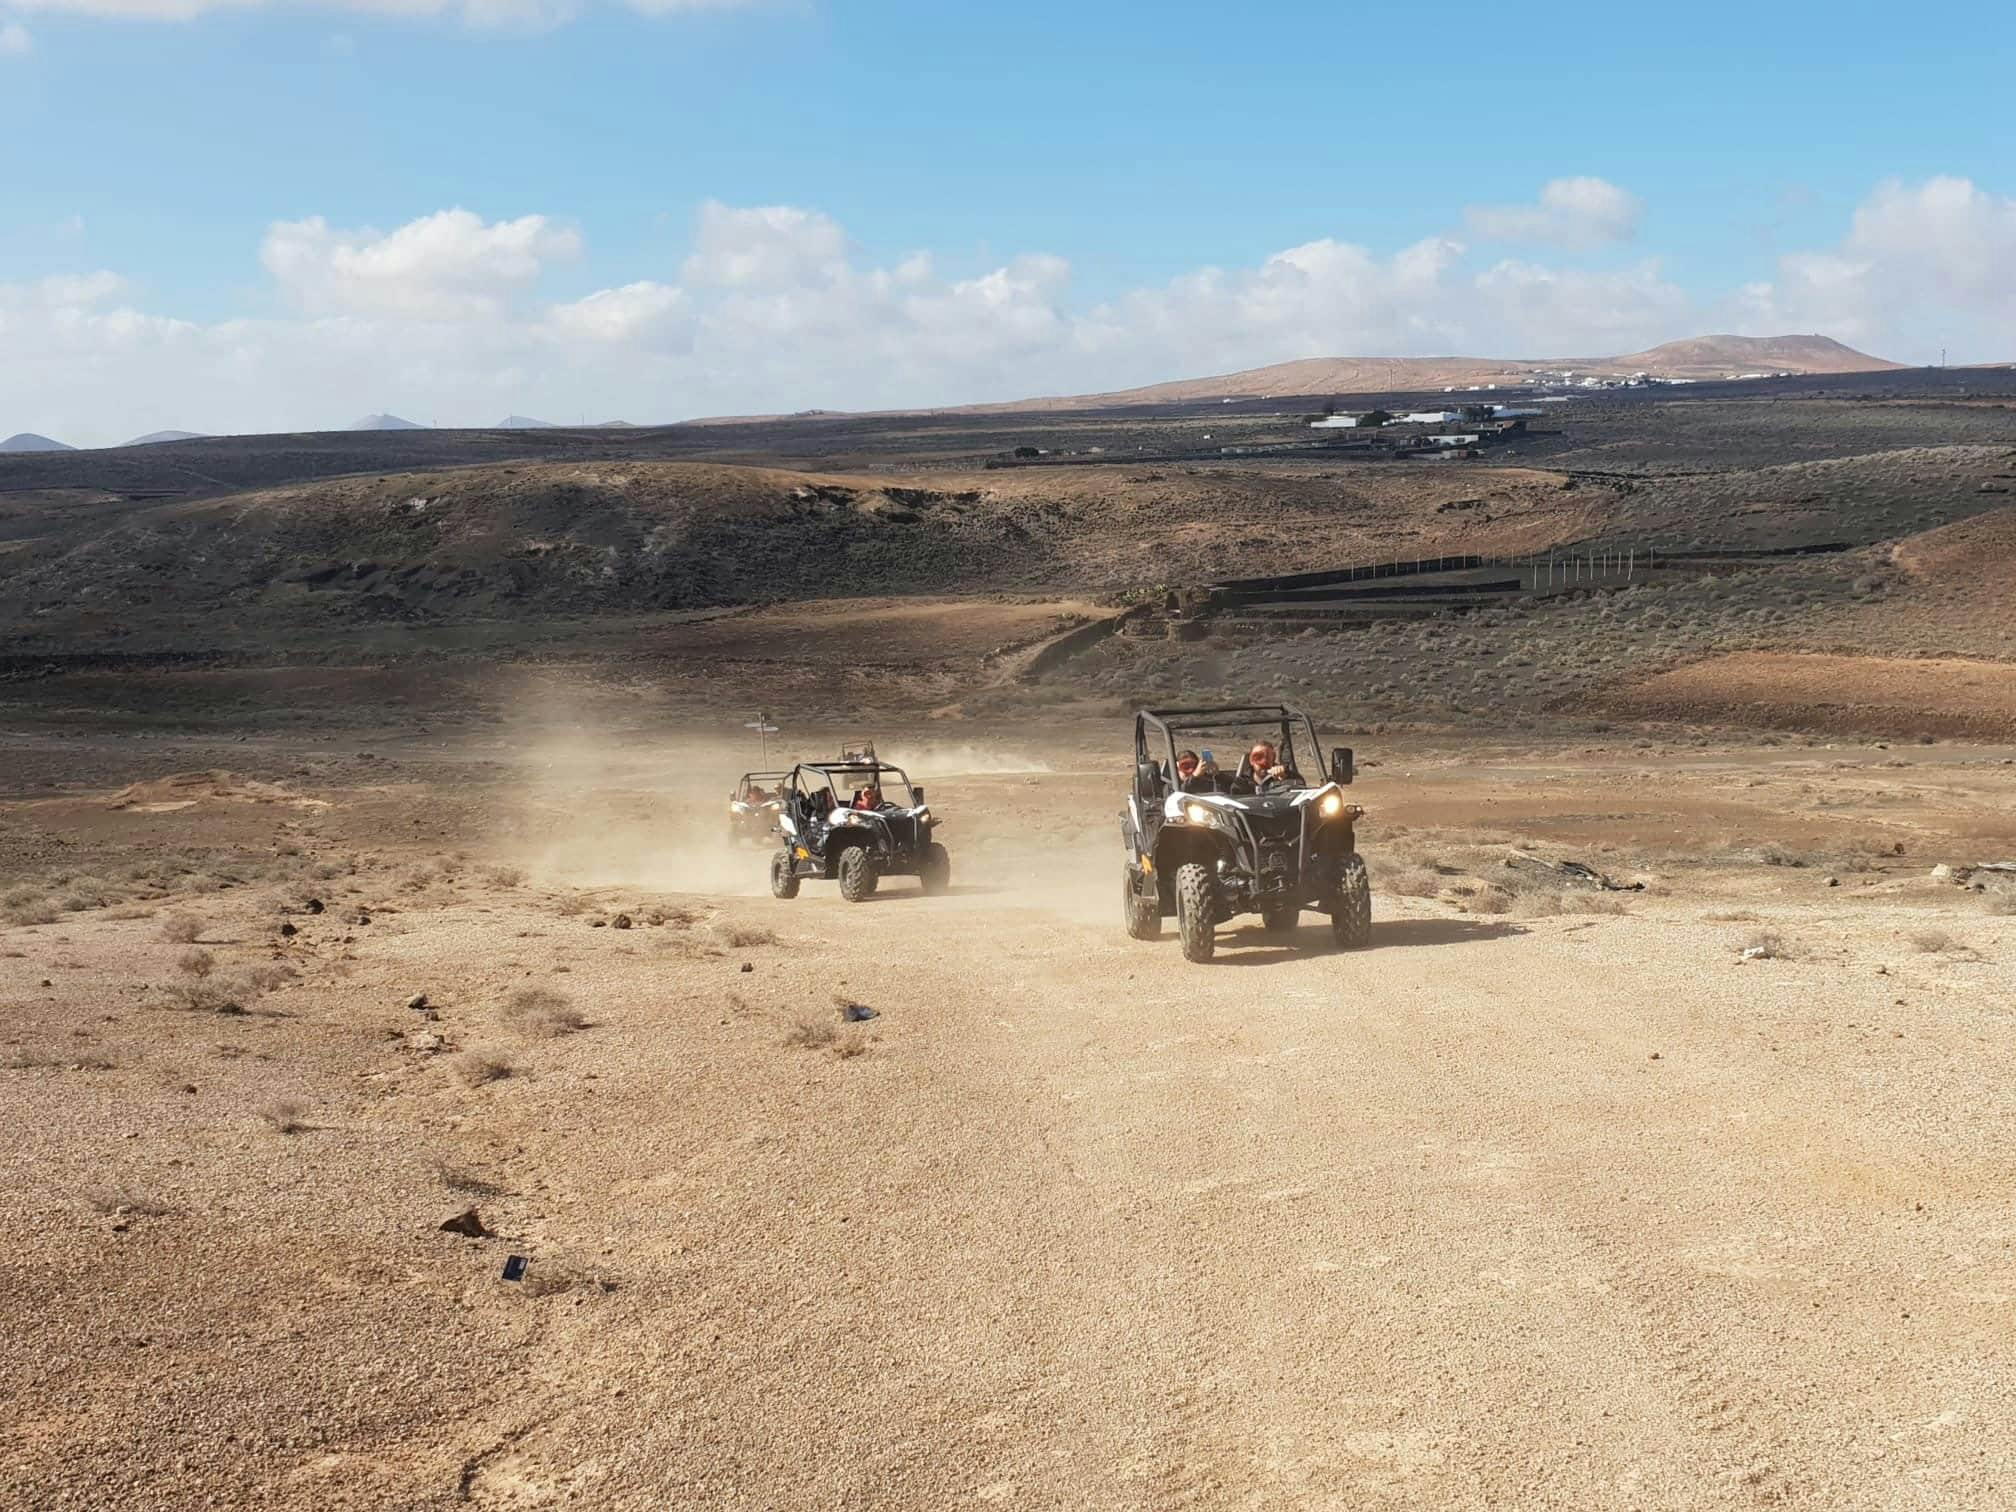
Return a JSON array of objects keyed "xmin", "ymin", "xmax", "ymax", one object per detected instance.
[{"xmin": 1174, "ymin": 749, "xmax": 1201, "ymax": 789}]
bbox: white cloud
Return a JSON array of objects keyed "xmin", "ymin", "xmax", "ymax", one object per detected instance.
[
  {"xmin": 9, "ymin": 179, "xmax": 2015, "ymax": 447},
  {"xmin": 0, "ymin": 18, "xmax": 32, "ymax": 51},
  {"xmin": 681, "ymin": 201, "xmax": 850, "ymax": 289},
  {"xmin": 1466, "ymin": 177, "xmax": 1642, "ymax": 247},
  {"xmin": 545, "ymin": 280, "xmax": 692, "ymax": 347},
  {"xmin": 260, "ymin": 209, "xmax": 580, "ymax": 318},
  {"xmin": 13, "ymin": 0, "xmax": 752, "ymax": 27},
  {"xmin": 1735, "ymin": 176, "xmax": 2016, "ymax": 360}
]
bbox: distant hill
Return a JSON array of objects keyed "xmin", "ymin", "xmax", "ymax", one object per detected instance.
[
  {"xmin": 1606, "ymin": 334, "xmax": 1900, "ymax": 379},
  {"xmin": 1, "ymin": 433, "xmax": 75, "ymax": 453},
  {"xmin": 496, "ymin": 415, "xmax": 558, "ymax": 429},
  {"xmin": 917, "ymin": 333, "xmax": 1903, "ymax": 415},
  {"xmin": 123, "ymin": 430, "xmax": 208, "ymax": 447},
  {"xmin": 348, "ymin": 413, "xmax": 426, "ymax": 431}
]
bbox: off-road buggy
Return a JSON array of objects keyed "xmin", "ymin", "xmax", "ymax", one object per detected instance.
[
  {"xmin": 727, "ymin": 772, "xmax": 790, "ymax": 846},
  {"xmin": 1120, "ymin": 704, "xmax": 1369, "ymax": 962},
  {"xmin": 768, "ymin": 757, "xmax": 950, "ymax": 902}
]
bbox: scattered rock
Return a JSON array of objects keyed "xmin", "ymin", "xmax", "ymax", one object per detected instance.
[
  {"xmin": 407, "ymin": 1032, "xmax": 445, "ymax": 1054},
  {"xmin": 1930, "ymin": 864, "xmax": 1956, "ymax": 882},
  {"xmin": 439, "ymin": 1208, "xmax": 492, "ymax": 1238},
  {"xmin": 1740, "ymin": 946, "xmax": 1770, "ymax": 961},
  {"xmin": 739, "ymin": 962, "xmax": 754, "ymax": 973},
  {"xmin": 304, "ymin": 898, "xmax": 325, "ymax": 915},
  {"xmin": 1825, "ymin": 876, "xmax": 1840, "ymax": 887},
  {"xmin": 590, "ymin": 919, "xmax": 607, "ymax": 929},
  {"xmin": 405, "ymin": 992, "xmax": 430, "ymax": 1011},
  {"xmin": 612, "ymin": 913, "xmax": 632, "ymax": 930},
  {"xmin": 278, "ymin": 922, "xmax": 298, "ymax": 938},
  {"xmin": 1648, "ymin": 1051, "xmax": 1662, "ymax": 1061},
  {"xmin": 839, "ymin": 1000, "xmax": 879, "ymax": 1022}
]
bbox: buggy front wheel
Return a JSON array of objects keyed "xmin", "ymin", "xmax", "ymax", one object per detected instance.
[
  {"xmin": 918, "ymin": 842, "xmax": 951, "ymax": 896},
  {"xmin": 1328, "ymin": 854, "xmax": 1371, "ymax": 949},
  {"xmin": 1175, "ymin": 861, "xmax": 1216, "ymax": 963},
  {"xmin": 1123, "ymin": 867, "xmax": 1161, "ymax": 940},
  {"xmin": 769, "ymin": 849, "xmax": 801, "ymax": 900},
  {"xmin": 838, "ymin": 846, "xmax": 879, "ymax": 903}
]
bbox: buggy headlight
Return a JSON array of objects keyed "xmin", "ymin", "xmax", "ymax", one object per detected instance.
[
  {"xmin": 1318, "ymin": 791, "xmax": 1344, "ymax": 819},
  {"xmin": 1182, "ymin": 800, "xmax": 1211, "ymax": 826}
]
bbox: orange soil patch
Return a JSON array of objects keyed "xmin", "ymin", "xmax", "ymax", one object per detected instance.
[{"xmin": 1608, "ymin": 652, "xmax": 2016, "ymax": 738}]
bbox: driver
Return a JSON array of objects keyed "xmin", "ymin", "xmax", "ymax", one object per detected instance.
[
  {"xmin": 1241, "ymin": 741, "xmax": 1291, "ymax": 793},
  {"xmin": 1174, "ymin": 749, "xmax": 1201, "ymax": 790},
  {"xmin": 851, "ymin": 782, "xmax": 883, "ymax": 811}
]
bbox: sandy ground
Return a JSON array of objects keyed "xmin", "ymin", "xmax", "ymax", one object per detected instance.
[{"xmin": 4, "ymin": 724, "xmax": 2015, "ymax": 1509}]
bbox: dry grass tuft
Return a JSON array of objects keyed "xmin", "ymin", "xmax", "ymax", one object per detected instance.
[
  {"xmin": 721, "ymin": 923, "xmax": 779, "ymax": 949},
  {"xmin": 435, "ymin": 1162, "xmax": 506, "ymax": 1196},
  {"xmin": 484, "ymin": 866, "xmax": 527, "ymax": 889},
  {"xmin": 2, "ymin": 887, "xmax": 61, "ymax": 927},
  {"xmin": 785, "ymin": 1018, "xmax": 838, "ymax": 1050},
  {"xmin": 176, "ymin": 948, "xmax": 215, "ymax": 979},
  {"xmin": 1704, "ymin": 909, "xmax": 1761, "ymax": 923},
  {"xmin": 452, "ymin": 1049, "xmax": 515, "ymax": 1086},
  {"xmin": 1741, "ymin": 929, "xmax": 1794, "ymax": 960},
  {"xmin": 833, "ymin": 1030, "xmax": 869, "ymax": 1060},
  {"xmin": 1909, "ymin": 928, "xmax": 1960, "ymax": 954},
  {"xmin": 258, "ymin": 1098, "xmax": 309, "ymax": 1134},
  {"xmin": 502, "ymin": 987, "xmax": 586, "ymax": 1037},
  {"xmin": 86, "ymin": 1186, "xmax": 176, "ymax": 1219},
  {"xmin": 165, "ymin": 980, "xmax": 247, "ymax": 1015},
  {"xmin": 244, "ymin": 962, "xmax": 297, "ymax": 993},
  {"xmin": 160, "ymin": 914, "xmax": 206, "ymax": 944}
]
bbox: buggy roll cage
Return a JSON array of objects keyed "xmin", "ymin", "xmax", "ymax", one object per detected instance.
[{"xmin": 1134, "ymin": 704, "xmax": 1352, "ymax": 790}]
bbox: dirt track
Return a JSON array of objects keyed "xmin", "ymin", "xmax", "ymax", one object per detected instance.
[{"xmin": 5, "ymin": 733, "xmax": 2015, "ymax": 1508}]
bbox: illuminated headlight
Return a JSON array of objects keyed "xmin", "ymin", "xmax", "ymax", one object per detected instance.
[
  {"xmin": 1317, "ymin": 791, "xmax": 1344, "ymax": 819},
  {"xmin": 915, "ymin": 807, "xmax": 931, "ymax": 822},
  {"xmin": 1182, "ymin": 800, "xmax": 1211, "ymax": 825}
]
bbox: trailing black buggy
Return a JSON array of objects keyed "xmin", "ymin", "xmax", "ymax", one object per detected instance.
[
  {"xmin": 728, "ymin": 771, "xmax": 790, "ymax": 847},
  {"xmin": 1120, "ymin": 704, "xmax": 1370, "ymax": 962},
  {"xmin": 768, "ymin": 757, "xmax": 950, "ymax": 903}
]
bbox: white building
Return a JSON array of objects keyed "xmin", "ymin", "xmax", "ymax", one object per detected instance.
[{"xmin": 1307, "ymin": 414, "xmax": 1360, "ymax": 429}]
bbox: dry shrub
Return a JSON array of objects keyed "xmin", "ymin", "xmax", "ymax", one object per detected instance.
[
  {"xmin": 484, "ymin": 866, "xmax": 527, "ymax": 889},
  {"xmin": 1381, "ymin": 866, "xmax": 1445, "ymax": 899},
  {"xmin": 1509, "ymin": 888, "xmax": 1565, "ymax": 919},
  {"xmin": 785, "ymin": 1018, "xmax": 837, "ymax": 1050},
  {"xmin": 86, "ymin": 1187, "xmax": 176, "ymax": 1218},
  {"xmin": 176, "ymin": 948, "xmax": 216, "ymax": 979},
  {"xmin": 2, "ymin": 898, "xmax": 59, "ymax": 927},
  {"xmin": 160, "ymin": 914, "xmax": 205, "ymax": 944},
  {"xmin": 244, "ymin": 962, "xmax": 297, "ymax": 992},
  {"xmin": 1741, "ymin": 930, "xmax": 1794, "ymax": 960},
  {"xmin": 721, "ymin": 923, "xmax": 779, "ymax": 949},
  {"xmin": 452, "ymin": 1049, "xmax": 515, "ymax": 1086},
  {"xmin": 551, "ymin": 894, "xmax": 588, "ymax": 918},
  {"xmin": 435, "ymin": 1163, "xmax": 506, "ymax": 1196},
  {"xmin": 502, "ymin": 987, "xmax": 585, "ymax": 1037},
  {"xmin": 1565, "ymin": 894, "xmax": 1631, "ymax": 916},
  {"xmin": 1909, "ymin": 928, "xmax": 1959, "ymax": 954},
  {"xmin": 166, "ymin": 981, "xmax": 247, "ymax": 1015},
  {"xmin": 259, "ymin": 1099, "xmax": 309, "ymax": 1134},
  {"xmin": 1704, "ymin": 909, "xmax": 1761, "ymax": 923},
  {"xmin": 1454, "ymin": 887, "xmax": 1513, "ymax": 916}
]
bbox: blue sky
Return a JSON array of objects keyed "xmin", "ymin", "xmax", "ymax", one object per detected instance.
[{"xmin": 3, "ymin": 0, "xmax": 2014, "ymax": 443}]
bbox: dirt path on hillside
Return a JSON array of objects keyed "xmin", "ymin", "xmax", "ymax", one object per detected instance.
[{"xmin": 3, "ymin": 744, "xmax": 2014, "ymax": 1508}]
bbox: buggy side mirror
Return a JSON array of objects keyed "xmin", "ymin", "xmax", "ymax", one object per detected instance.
[
  {"xmin": 1330, "ymin": 747, "xmax": 1354, "ymax": 785},
  {"xmin": 1136, "ymin": 761, "xmax": 1163, "ymax": 799},
  {"xmin": 911, "ymin": 786, "xmax": 925, "ymax": 803}
]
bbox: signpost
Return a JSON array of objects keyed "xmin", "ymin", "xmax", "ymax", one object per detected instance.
[{"xmin": 746, "ymin": 713, "xmax": 780, "ymax": 765}]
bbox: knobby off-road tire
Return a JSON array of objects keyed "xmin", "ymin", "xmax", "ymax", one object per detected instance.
[
  {"xmin": 1328, "ymin": 853, "xmax": 1371, "ymax": 949},
  {"xmin": 769, "ymin": 850, "xmax": 801, "ymax": 900},
  {"xmin": 1261, "ymin": 901, "xmax": 1298, "ymax": 934},
  {"xmin": 918, "ymin": 842, "xmax": 951, "ymax": 896},
  {"xmin": 1123, "ymin": 867, "xmax": 1161, "ymax": 940},
  {"xmin": 838, "ymin": 846, "xmax": 879, "ymax": 903},
  {"xmin": 1175, "ymin": 861, "xmax": 1216, "ymax": 963}
]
